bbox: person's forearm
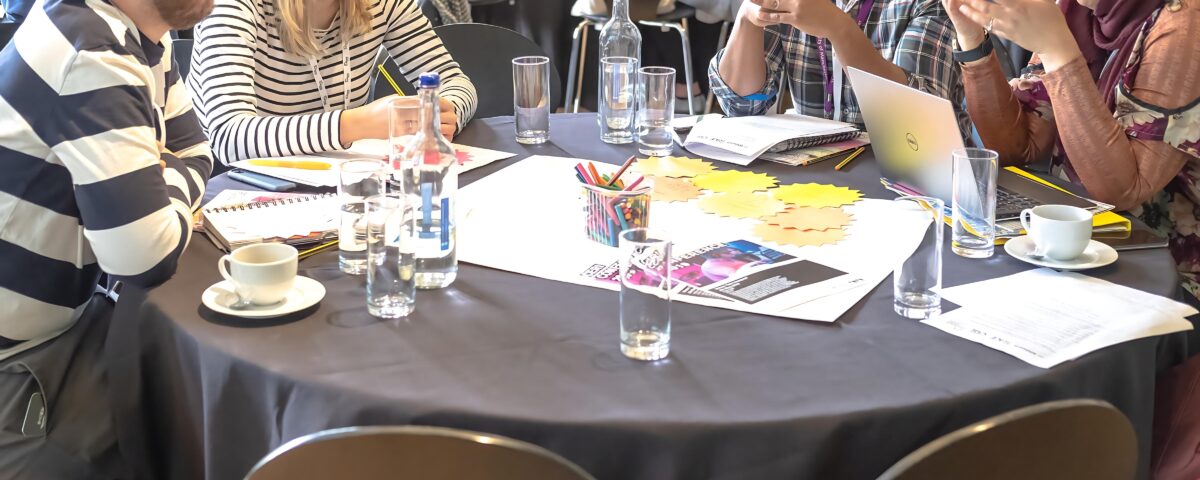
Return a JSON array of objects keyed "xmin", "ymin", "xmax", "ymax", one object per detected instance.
[
  {"xmin": 717, "ymin": 18, "xmax": 769, "ymax": 96},
  {"xmin": 826, "ymin": 14, "xmax": 907, "ymax": 85},
  {"xmin": 963, "ymin": 53, "xmax": 1054, "ymax": 167}
]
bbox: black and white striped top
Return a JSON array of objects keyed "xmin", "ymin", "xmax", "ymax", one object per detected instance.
[
  {"xmin": 188, "ymin": 0, "xmax": 478, "ymax": 163},
  {"xmin": 0, "ymin": 0, "xmax": 211, "ymax": 359}
]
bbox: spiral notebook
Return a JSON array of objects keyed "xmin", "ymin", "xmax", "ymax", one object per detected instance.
[
  {"xmin": 683, "ymin": 113, "xmax": 860, "ymax": 166},
  {"xmin": 201, "ymin": 190, "xmax": 340, "ymax": 252}
]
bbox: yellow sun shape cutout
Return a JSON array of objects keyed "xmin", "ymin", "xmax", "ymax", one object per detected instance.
[
  {"xmin": 697, "ymin": 192, "xmax": 787, "ymax": 219},
  {"xmin": 772, "ymin": 183, "xmax": 863, "ymax": 208},
  {"xmin": 635, "ymin": 156, "xmax": 716, "ymax": 178},
  {"xmin": 691, "ymin": 170, "xmax": 779, "ymax": 193}
]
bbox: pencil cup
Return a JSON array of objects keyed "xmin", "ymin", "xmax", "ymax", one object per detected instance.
[
  {"xmin": 583, "ymin": 183, "xmax": 651, "ymax": 247},
  {"xmin": 619, "ymin": 228, "xmax": 672, "ymax": 361},
  {"xmin": 893, "ymin": 196, "xmax": 944, "ymax": 320}
]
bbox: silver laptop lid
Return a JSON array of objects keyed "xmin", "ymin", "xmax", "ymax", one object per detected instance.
[{"xmin": 845, "ymin": 66, "xmax": 965, "ymax": 203}]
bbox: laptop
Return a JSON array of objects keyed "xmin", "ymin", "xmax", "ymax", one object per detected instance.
[{"xmin": 844, "ymin": 66, "xmax": 1095, "ymax": 221}]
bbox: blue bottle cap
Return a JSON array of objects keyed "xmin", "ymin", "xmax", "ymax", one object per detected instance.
[{"xmin": 418, "ymin": 72, "xmax": 440, "ymax": 88}]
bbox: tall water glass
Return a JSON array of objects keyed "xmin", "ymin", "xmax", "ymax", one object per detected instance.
[
  {"xmin": 599, "ymin": 56, "xmax": 638, "ymax": 144},
  {"xmin": 365, "ymin": 194, "xmax": 416, "ymax": 318},
  {"xmin": 338, "ymin": 160, "xmax": 386, "ymax": 274},
  {"xmin": 636, "ymin": 66, "xmax": 675, "ymax": 156},
  {"xmin": 387, "ymin": 97, "xmax": 421, "ymax": 169},
  {"xmin": 894, "ymin": 196, "xmax": 944, "ymax": 320},
  {"xmin": 512, "ymin": 56, "xmax": 550, "ymax": 144},
  {"xmin": 618, "ymin": 228, "xmax": 672, "ymax": 361},
  {"xmin": 951, "ymin": 148, "xmax": 999, "ymax": 258}
]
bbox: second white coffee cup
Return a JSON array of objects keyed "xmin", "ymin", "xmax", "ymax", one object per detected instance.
[
  {"xmin": 218, "ymin": 243, "xmax": 298, "ymax": 305},
  {"xmin": 1019, "ymin": 205, "xmax": 1092, "ymax": 261}
]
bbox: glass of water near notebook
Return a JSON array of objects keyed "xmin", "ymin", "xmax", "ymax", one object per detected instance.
[{"xmin": 199, "ymin": 190, "xmax": 340, "ymax": 252}]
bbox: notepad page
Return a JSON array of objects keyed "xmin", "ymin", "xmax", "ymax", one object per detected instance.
[{"xmin": 204, "ymin": 196, "xmax": 340, "ymax": 247}]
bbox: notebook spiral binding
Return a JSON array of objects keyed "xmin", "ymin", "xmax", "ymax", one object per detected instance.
[
  {"xmin": 204, "ymin": 192, "xmax": 336, "ymax": 214},
  {"xmin": 767, "ymin": 130, "xmax": 862, "ymax": 153}
]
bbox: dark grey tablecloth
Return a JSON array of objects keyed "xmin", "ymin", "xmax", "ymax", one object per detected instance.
[{"xmin": 109, "ymin": 114, "xmax": 1194, "ymax": 480}]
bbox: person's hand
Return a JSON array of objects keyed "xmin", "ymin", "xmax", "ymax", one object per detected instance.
[
  {"xmin": 340, "ymin": 95, "xmax": 395, "ymax": 145},
  {"xmin": 942, "ymin": 0, "xmax": 987, "ymax": 52},
  {"xmin": 737, "ymin": 1, "xmax": 780, "ymax": 28},
  {"xmin": 956, "ymin": 0, "xmax": 1081, "ymax": 71},
  {"xmin": 438, "ymin": 98, "xmax": 458, "ymax": 141},
  {"xmin": 745, "ymin": 0, "xmax": 851, "ymax": 39}
]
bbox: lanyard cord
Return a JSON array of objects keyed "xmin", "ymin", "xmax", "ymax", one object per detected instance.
[
  {"xmin": 309, "ymin": 39, "xmax": 352, "ymax": 113},
  {"xmin": 817, "ymin": 0, "xmax": 874, "ymax": 119}
]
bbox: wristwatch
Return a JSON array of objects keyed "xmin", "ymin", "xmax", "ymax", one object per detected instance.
[{"xmin": 953, "ymin": 33, "xmax": 994, "ymax": 64}]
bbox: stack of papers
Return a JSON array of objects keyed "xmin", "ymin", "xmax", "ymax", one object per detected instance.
[
  {"xmin": 683, "ymin": 113, "xmax": 859, "ymax": 166},
  {"xmin": 229, "ymin": 140, "xmax": 517, "ymax": 187},
  {"xmin": 924, "ymin": 268, "xmax": 1196, "ymax": 368}
]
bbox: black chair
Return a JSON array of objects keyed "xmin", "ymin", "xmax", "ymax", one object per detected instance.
[
  {"xmin": 433, "ymin": 23, "xmax": 562, "ymax": 119},
  {"xmin": 243, "ymin": 425, "xmax": 596, "ymax": 480},
  {"xmin": 171, "ymin": 38, "xmax": 193, "ymax": 81},
  {"xmin": 877, "ymin": 399, "xmax": 1137, "ymax": 480},
  {"xmin": 367, "ymin": 47, "xmax": 419, "ymax": 102},
  {"xmin": 0, "ymin": 22, "xmax": 17, "ymax": 51}
]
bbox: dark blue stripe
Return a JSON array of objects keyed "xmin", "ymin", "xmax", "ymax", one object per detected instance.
[
  {"xmin": 0, "ymin": 238, "xmax": 99, "ymax": 308},
  {"xmin": 36, "ymin": 85, "xmax": 155, "ymax": 146},
  {"xmin": 0, "ymin": 147, "xmax": 80, "ymax": 218},
  {"xmin": 164, "ymin": 109, "xmax": 207, "ymax": 152},
  {"xmin": 0, "ymin": 51, "xmax": 57, "ymax": 133},
  {"xmin": 42, "ymin": 0, "xmax": 139, "ymax": 58},
  {"xmin": 160, "ymin": 151, "xmax": 200, "ymax": 202},
  {"xmin": 108, "ymin": 213, "xmax": 188, "ymax": 288},
  {"xmin": 74, "ymin": 165, "xmax": 170, "ymax": 230}
]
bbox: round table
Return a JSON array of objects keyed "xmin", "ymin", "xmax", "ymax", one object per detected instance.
[{"xmin": 109, "ymin": 114, "xmax": 1192, "ymax": 480}]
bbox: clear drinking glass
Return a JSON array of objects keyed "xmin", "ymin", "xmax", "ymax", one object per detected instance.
[
  {"xmin": 894, "ymin": 196, "xmax": 944, "ymax": 320},
  {"xmin": 512, "ymin": 56, "xmax": 550, "ymax": 145},
  {"xmin": 951, "ymin": 148, "xmax": 999, "ymax": 258},
  {"xmin": 599, "ymin": 56, "xmax": 638, "ymax": 144},
  {"xmin": 365, "ymin": 193, "xmax": 416, "ymax": 319},
  {"xmin": 636, "ymin": 66, "xmax": 675, "ymax": 156},
  {"xmin": 618, "ymin": 228, "xmax": 672, "ymax": 361},
  {"xmin": 338, "ymin": 159, "xmax": 386, "ymax": 275},
  {"xmin": 387, "ymin": 97, "xmax": 421, "ymax": 170}
]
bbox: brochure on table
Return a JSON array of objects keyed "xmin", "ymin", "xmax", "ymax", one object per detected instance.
[
  {"xmin": 682, "ymin": 113, "xmax": 858, "ymax": 166},
  {"xmin": 457, "ymin": 155, "xmax": 932, "ymax": 322},
  {"xmin": 228, "ymin": 139, "xmax": 517, "ymax": 187}
]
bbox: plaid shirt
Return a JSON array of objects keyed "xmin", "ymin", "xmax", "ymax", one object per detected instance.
[{"xmin": 709, "ymin": 0, "xmax": 970, "ymax": 138}]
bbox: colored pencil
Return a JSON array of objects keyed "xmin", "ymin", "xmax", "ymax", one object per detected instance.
[
  {"xmin": 575, "ymin": 163, "xmax": 594, "ymax": 184},
  {"xmin": 624, "ymin": 176, "xmax": 644, "ymax": 191},
  {"xmin": 298, "ymin": 240, "xmax": 338, "ymax": 260},
  {"xmin": 587, "ymin": 162, "xmax": 602, "ymax": 188},
  {"xmin": 834, "ymin": 147, "xmax": 866, "ymax": 171},
  {"xmin": 606, "ymin": 155, "xmax": 636, "ymax": 187},
  {"xmin": 376, "ymin": 64, "xmax": 405, "ymax": 97}
]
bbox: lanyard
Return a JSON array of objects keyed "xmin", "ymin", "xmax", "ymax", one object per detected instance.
[
  {"xmin": 308, "ymin": 40, "xmax": 352, "ymax": 112},
  {"xmin": 817, "ymin": 0, "xmax": 874, "ymax": 120}
]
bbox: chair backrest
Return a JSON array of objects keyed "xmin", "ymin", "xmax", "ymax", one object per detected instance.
[
  {"xmin": 244, "ymin": 425, "xmax": 596, "ymax": 480},
  {"xmin": 367, "ymin": 47, "xmax": 419, "ymax": 102},
  {"xmin": 878, "ymin": 399, "xmax": 1137, "ymax": 480},
  {"xmin": 433, "ymin": 23, "xmax": 562, "ymax": 119},
  {"xmin": 172, "ymin": 38, "xmax": 193, "ymax": 81}
]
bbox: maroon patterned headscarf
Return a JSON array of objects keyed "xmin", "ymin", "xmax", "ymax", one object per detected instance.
[{"xmin": 1059, "ymin": 0, "xmax": 1163, "ymax": 105}]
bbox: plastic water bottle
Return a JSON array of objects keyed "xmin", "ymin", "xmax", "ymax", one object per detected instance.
[
  {"xmin": 399, "ymin": 73, "xmax": 457, "ymax": 289},
  {"xmin": 599, "ymin": 0, "xmax": 642, "ymax": 64}
]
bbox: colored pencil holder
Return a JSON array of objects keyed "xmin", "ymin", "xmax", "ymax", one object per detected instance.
[{"xmin": 582, "ymin": 183, "xmax": 651, "ymax": 247}]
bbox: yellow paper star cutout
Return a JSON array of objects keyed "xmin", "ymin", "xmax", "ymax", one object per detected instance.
[
  {"xmin": 635, "ymin": 156, "xmax": 716, "ymax": 178},
  {"xmin": 762, "ymin": 207, "xmax": 852, "ymax": 231},
  {"xmin": 691, "ymin": 170, "xmax": 779, "ymax": 193},
  {"xmin": 753, "ymin": 223, "xmax": 847, "ymax": 247},
  {"xmin": 772, "ymin": 183, "xmax": 863, "ymax": 208},
  {"xmin": 697, "ymin": 192, "xmax": 787, "ymax": 219},
  {"xmin": 650, "ymin": 176, "xmax": 703, "ymax": 203}
]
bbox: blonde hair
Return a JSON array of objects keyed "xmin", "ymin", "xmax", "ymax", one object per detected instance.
[{"xmin": 276, "ymin": 0, "xmax": 372, "ymax": 57}]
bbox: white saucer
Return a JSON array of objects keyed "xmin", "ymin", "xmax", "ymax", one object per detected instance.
[
  {"xmin": 202, "ymin": 276, "xmax": 326, "ymax": 319},
  {"xmin": 1003, "ymin": 236, "xmax": 1118, "ymax": 271}
]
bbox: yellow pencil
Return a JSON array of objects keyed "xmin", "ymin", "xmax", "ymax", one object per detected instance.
[
  {"xmin": 377, "ymin": 64, "xmax": 405, "ymax": 97},
  {"xmin": 298, "ymin": 240, "xmax": 338, "ymax": 260},
  {"xmin": 834, "ymin": 147, "xmax": 866, "ymax": 171},
  {"xmin": 247, "ymin": 159, "xmax": 332, "ymax": 170}
]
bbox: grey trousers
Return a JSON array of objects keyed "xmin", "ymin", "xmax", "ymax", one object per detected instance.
[{"xmin": 0, "ymin": 295, "xmax": 126, "ymax": 480}]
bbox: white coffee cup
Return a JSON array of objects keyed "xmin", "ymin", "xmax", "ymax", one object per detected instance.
[
  {"xmin": 218, "ymin": 243, "xmax": 298, "ymax": 305},
  {"xmin": 1019, "ymin": 205, "xmax": 1092, "ymax": 261}
]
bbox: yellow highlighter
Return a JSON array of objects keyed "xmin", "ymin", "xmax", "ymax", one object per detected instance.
[{"xmin": 247, "ymin": 159, "xmax": 332, "ymax": 170}]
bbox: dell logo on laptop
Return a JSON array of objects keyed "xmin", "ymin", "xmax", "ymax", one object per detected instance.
[{"xmin": 906, "ymin": 133, "xmax": 919, "ymax": 151}]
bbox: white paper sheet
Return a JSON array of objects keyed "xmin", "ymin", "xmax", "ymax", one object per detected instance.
[
  {"xmin": 682, "ymin": 113, "xmax": 857, "ymax": 166},
  {"xmin": 924, "ymin": 268, "xmax": 1197, "ymax": 368},
  {"xmin": 457, "ymin": 155, "xmax": 932, "ymax": 322}
]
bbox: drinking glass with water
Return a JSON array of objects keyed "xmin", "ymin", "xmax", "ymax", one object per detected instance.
[
  {"xmin": 619, "ymin": 228, "xmax": 672, "ymax": 361},
  {"xmin": 512, "ymin": 56, "xmax": 551, "ymax": 145},
  {"xmin": 636, "ymin": 66, "xmax": 675, "ymax": 157},
  {"xmin": 338, "ymin": 160, "xmax": 386, "ymax": 275},
  {"xmin": 365, "ymin": 193, "xmax": 416, "ymax": 319},
  {"xmin": 599, "ymin": 57, "xmax": 637, "ymax": 144},
  {"xmin": 893, "ymin": 196, "xmax": 944, "ymax": 320},
  {"xmin": 951, "ymin": 148, "xmax": 999, "ymax": 258}
]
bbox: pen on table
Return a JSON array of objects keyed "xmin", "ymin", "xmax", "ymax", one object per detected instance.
[
  {"xmin": 834, "ymin": 147, "xmax": 866, "ymax": 171},
  {"xmin": 247, "ymin": 159, "xmax": 332, "ymax": 170},
  {"xmin": 299, "ymin": 240, "xmax": 338, "ymax": 260},
  {"xmin": 606, "ymin": 155, "xmax": 636, "ymax": 187},
  {"xmin": 376, "ymin": 64, "xmax": 405, "ymax": 97}
]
